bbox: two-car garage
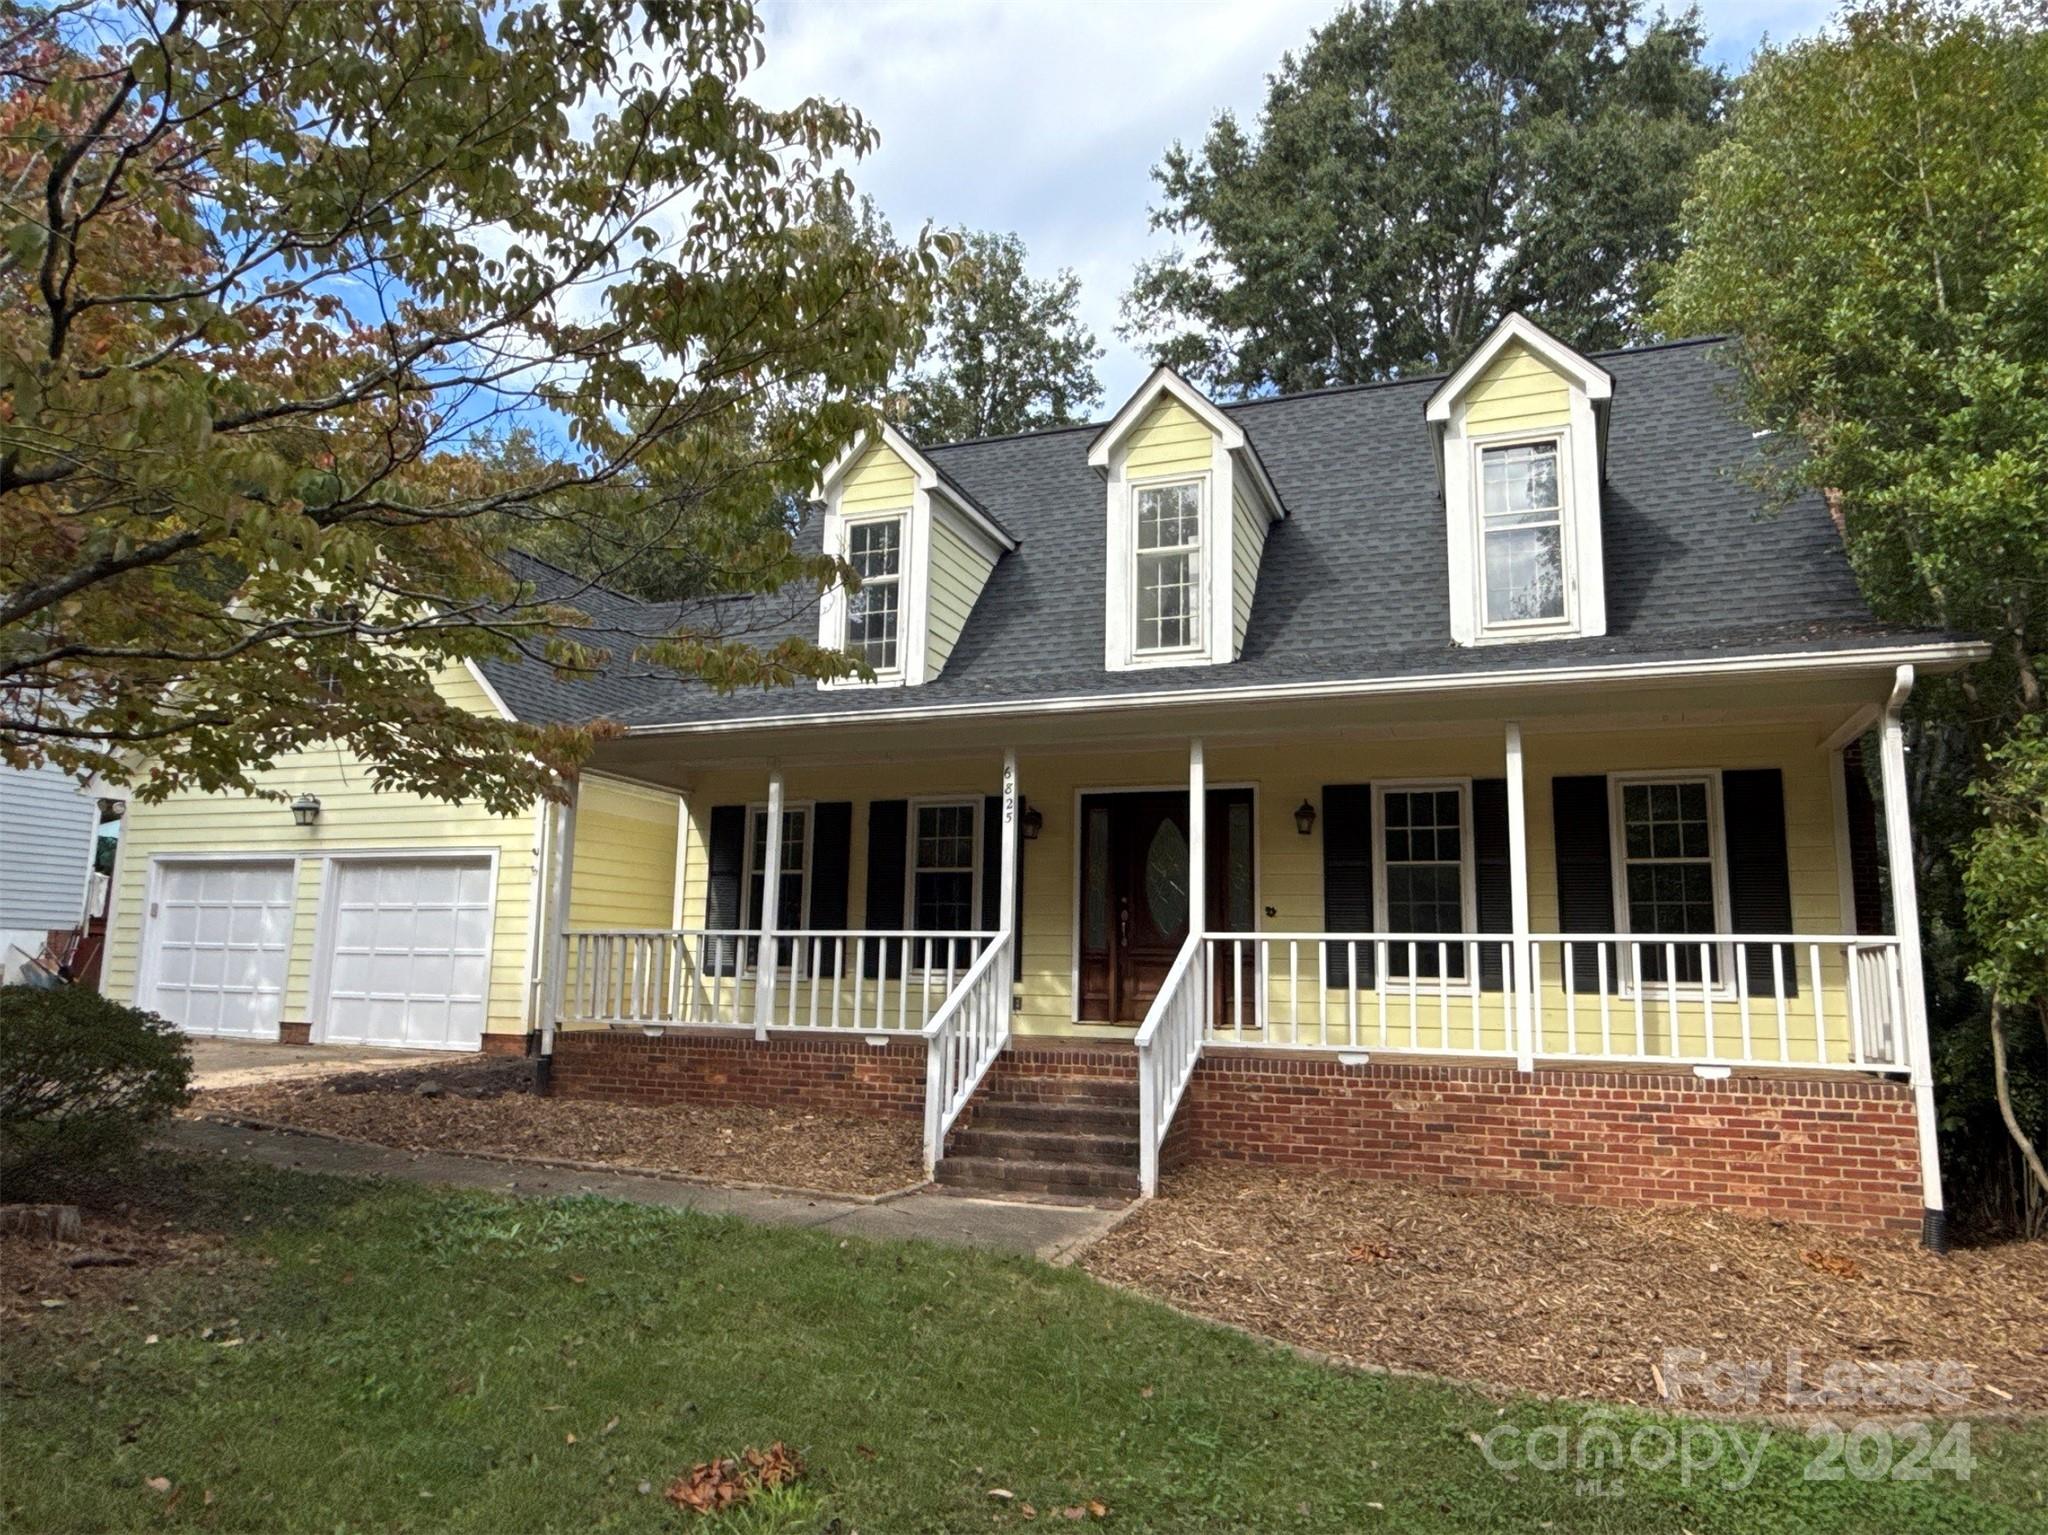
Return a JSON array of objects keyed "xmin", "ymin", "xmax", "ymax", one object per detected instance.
[{"xmin": 139, "ymin": 854, "xmax": 496, "ymax": 1052}]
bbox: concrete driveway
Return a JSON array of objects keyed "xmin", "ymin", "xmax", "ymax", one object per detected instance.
[{"xmin": 186, "ymin": 1037, "xmax": 428, "ymax": 1091}]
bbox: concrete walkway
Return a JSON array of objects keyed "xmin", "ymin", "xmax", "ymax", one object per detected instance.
[{"xmin": 167, "ymin": 1118, "xmax": 1125, "ymax": 1263}]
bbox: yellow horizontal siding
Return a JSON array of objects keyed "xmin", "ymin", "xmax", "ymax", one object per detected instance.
[
  {"xmin": 1122, "ymin": 397, "xmax": 1213, "ymax": 479},
  {"xmin": 842, "ymin": 442, "xmax": 914, "ymax": 514},
  {"xmin": 101, "ymin": 664, "xmax": 541, "ymax": 1040},
  {"xmin": 568, "ymin": 775, "xmax": 680, "ymax": 931},
  {"xmin": 1462, "ymin": 341, "xmax": 1571, "ymax": 433},
  {"xmin": 655, "ymin": 723, "xmax": 1861, "ymax": 1058},
  {"xmin": 1231, "ymin": 477, "xmax": 1264, "ymax": 654},
  {"xmin": 925, "ymin": 513, "xmax": 995, "ymax": 676}
]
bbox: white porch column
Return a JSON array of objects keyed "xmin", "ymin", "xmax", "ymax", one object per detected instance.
[
  {"xmin": 753, "ymin": 766, "xmax": 784, "ymax": 1041},
  {"xmin": 540, "ymin": 784, "xmax": 579, "ymax": 1057},
  {"xmin": 999, "ymin": 749, "xmax": 1019, "ymax": 939},
  {"xmin": 1879, "ymin": 665, "xmax": 1946, "ymax": 1244},
  {"xmin": 1505, "ymin": 722, "xmax": 1534, "ymax": 1072},
  {"xmin": 1187, "ymin": 738, "xmax": 1207, "ymax": 941}
]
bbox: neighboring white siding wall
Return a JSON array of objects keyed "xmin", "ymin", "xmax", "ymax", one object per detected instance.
[
  {"xmin": 1231, "ymin": 477, "xmax": 1266, "ymax": 657},
  {"xmin": 925, "ymin": 512, "xmax": 996, "ymax": 676},
  {"xmin": 0, "ymin": 762, "xmax": 98, "ymax": 928}
]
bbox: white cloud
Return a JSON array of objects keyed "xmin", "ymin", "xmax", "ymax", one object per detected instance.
[{"xmin": 750, "ymin": 0, "xmax": 1840, "ymax": 405}]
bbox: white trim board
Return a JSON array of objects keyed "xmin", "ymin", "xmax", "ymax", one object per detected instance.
[{"xmin": 621, "ymin": 642, "xmax": 1989, "ymax": 739}]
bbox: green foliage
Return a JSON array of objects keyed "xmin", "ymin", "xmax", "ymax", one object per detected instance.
[
  {"xmin": 5, "ymin": 1161, "xmax": 2045, "ymax": 1532},
  {"xmin": 897, "ymin": 229, "xmax": 1103, "ymax": 444},
  {"xmin": 0, "ymin": 984, "xmax": 191, "ymax": 1194},
  {"xmin": 1123, "ymin": 0, "xmax": 1729, "ymax": 393},
  {"xmin": 1966, "ymin": 720, "xmax": 2048, "ymax": 1008},
  {"xmin": 1657, "ymin": 0, "xmax": 2048, "ymax": 1226},
  {"xmin": 0, "ymin": 1, "xmax": 945, "ymax": 810}
]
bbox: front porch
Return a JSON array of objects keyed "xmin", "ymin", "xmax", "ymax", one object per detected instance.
[{"xmin": 537, "ymin": 671, "xmax": 1941, "ymax": 1237}]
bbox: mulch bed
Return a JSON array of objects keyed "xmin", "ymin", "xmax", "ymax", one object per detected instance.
[
  {"xmin": 1080, "ymin": 1164, "xmax": 2048, "ymax": 1416},
  {"xmin": 196, "ymin": 1059, "xmax": 923, "ymax": 1198},
  {"xmin": 2, "ymin": 1212, "xmax": 224, "ymax": 1325}
]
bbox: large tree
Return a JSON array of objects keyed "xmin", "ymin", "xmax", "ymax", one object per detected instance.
[
  {"xmin": 897, "ymin": 229, "xmax": 1101, "ymax": 445},
  {"xmin": 0, "ymin": 0, "xmax": 942, "ymax": 811},
  {"xmin": 1658, "ymin": 0, "xmax": 2048, "ymax": 1229},
  {"xmin": 1123, "ymin": 0, "xmax": 1729, "ymax": 394}
]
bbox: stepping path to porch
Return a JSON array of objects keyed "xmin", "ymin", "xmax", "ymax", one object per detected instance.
[{"xmin": 165, "ymin": 1117, "xmax": 1127, "ymax": 1262}]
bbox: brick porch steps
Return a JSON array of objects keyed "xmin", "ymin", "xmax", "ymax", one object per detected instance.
[{"xmin": 934, "ymin": 1072, "xmax": 1141, "ymax": 1200}]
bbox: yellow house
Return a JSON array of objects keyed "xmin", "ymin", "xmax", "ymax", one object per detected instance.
[{"xmin": 104, "ymin": 316, "xmax": 1985, "ymax": 1242}]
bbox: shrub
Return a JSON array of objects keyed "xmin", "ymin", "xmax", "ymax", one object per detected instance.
[{"xmin": 0, "ymin": 986, "xmax": 192, "ymax": 1196}]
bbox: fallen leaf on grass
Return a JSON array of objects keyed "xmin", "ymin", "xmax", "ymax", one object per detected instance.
[
  {"xmin": 988, "ymin": 1488, "xmax": 1015, "ymax": 1501},
  {"xmin": 666, "ymin": 1442, "xmax": 804, "ymax": 1516},
  {"xmin": 854, "ymin": 1443, "xmax": 877, "ymax": 1460},
  {"xmin": 144, "ymin": 1478, "xmax": 171, "ymax": 1493}
]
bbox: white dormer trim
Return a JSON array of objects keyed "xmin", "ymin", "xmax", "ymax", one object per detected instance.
[
  {"xmin": 1092, "ymin": 368, "xmax": 1284, "ymax": 673},
  {"xmin": 1430, "ymin": 314, "xmax": 1611, "ymax": 648},
  {"xmin": 814, "ymin": 426, "xmax": 1014, "ymax": 689},
  {"xmin": 1424, "ymin": 312, "xmax": 1613, "ymax": 424}
]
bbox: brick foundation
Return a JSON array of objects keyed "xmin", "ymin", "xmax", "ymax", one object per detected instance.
[
  {"xmin": 277, "ymin": 1020, "xmax": 311, "ymax": 1046},
  {"xmin": 1176, "ymin": 1052, "xmax": 1923, "ymax": 1236},
  {"xmin": 547, "ymin": 1027, "xmax": 924, "ymax": 1119},
  {"xmin": 541, "ymin": 1030, "xmax": 1924, "ymax": 1236},
  {"xmin": 479, "ymin": 1030, "xmax": 538, "ymax": 1058}
]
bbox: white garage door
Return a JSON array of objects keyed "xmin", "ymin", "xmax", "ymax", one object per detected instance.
[
  {"xmin": 148, "ymin": 861, "xmax": 296, "ymax": 1039},
  {"xmin": 319, "ymin": 859, "xmax": 493, "ymax": 1050}
]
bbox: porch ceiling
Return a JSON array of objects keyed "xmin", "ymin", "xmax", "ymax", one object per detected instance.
[{"xmin": 584, "ymin": 655, "xmax": 1924, "ymax": 787}]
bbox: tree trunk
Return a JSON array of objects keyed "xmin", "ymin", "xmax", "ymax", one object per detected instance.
[{"xmin": 1989, "ymin": 990, "xmax": 2048, "ymax": 1208}]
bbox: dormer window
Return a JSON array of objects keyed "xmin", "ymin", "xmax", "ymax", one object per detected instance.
[
  {"xmin": 1478, "ymin": 438, "xmax": 1568, "ymax": 629},
  {"xmin": 1427, "ymin": 314, "xmax": 1612, "ymax": 647},
  {"xmin": 813, "ymin": 425, "xmax": 1016, "ymax": 689},
  {"xmin": 1134, "ymin": 479, "xmax": 1204, "ymax": 654},
  {"xmin": 845, "ymin": 516, "xmax": 903, "ymax": 672},
  {"xmin": 1089, "ymin": 367, "xmax": 1284, "ymax": 672}
]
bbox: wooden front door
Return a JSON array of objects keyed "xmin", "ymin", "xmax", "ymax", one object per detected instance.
[{"xmin": 1079, "ymin": 789, "xmax": 1255, "ymax": 1024}]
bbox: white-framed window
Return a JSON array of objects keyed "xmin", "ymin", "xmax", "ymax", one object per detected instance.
[
  {"xmin": 1372, "ymin": 781, "xmax": 1475, "ymax": 983},
  {"xmin": 1132, "ymin": 477, "xmax": 1203, "ymax": 655},
  {"xmin": 1609, "ymin": 773, "xmax": 1732, "ymax": 989},
  {"xmin": 907, "ymin": 799, "xmax": 980, "ymax": 932},
  {"xmin": 1477, "ymin": 437, "xmax": 1570, "ymax": 632},
  {"xmin": 844, "ymin": 515, "xmax": 904, "ymax": 673},
  {"xmin": 741, "ymin": 804, "xmax": 812, "ymax": 960}
]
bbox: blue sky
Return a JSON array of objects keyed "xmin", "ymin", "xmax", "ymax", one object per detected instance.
[{"xmin": 750, "ymin": 0, "xmax": 1843, "ymax": 404}]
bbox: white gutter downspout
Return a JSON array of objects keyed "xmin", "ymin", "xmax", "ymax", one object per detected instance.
[{"xmin": 1879, "ymin": 665, "xmax": 1947, "ymax": 1251}]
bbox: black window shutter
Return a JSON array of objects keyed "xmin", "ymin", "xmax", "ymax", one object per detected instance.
[
  {"xmin": 1552, "ymin": 776, "xmax": 1618, "ymax": 993},
  {"xmin": 1471, "ymin": 778, "xmax": 1512, "ymax": 992},
  {"xmin": 1321, "ymin": 785, "xmax": 1375, "ymax": 987},
  {"xmin": 1841, "ymin": 741, "xmax": 1887, "ymax": 936},
  {"xmin": 863, "ymin": 799, "xmax": 908, "ymax": 978},
  {"xmin": 807, "ymin": 802, "xmax": 853, "ymax": 977},
  {"xmin": 703, "ymin": 804, "xmax": 747, "ymax": 976},
  {"xmin": 1723, "ymin": 769, "xmax": 1799, "ymax": 998}
]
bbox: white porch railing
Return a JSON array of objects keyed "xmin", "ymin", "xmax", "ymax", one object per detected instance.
[
  {"xmin": 556, "ymin": 928, "xmax": 997, "ymax": 1033},
  {"xmin": 1200, "ymin": 931, "xmax": 1909, "ymax": 1073},
  {"xmin": 921, "ymin": 932, "xmax": 1015, "ymax": 1173},
  {"xmin": 1134, "ymin": 933, "xmax": 1205, "ymax": 1196},
  {"xmin": 1129, "ymin": 928, "xmax": 1911, "ymax": 1197}
]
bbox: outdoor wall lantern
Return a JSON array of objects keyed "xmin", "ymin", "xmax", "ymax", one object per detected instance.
[
  {"xmin": 1294, "ymin": 798, "xmax": 1317, "ymax": 837},
  {"xmin": 290, "ymin": 793, "xmax": 322, "ymax": 828},
  {"xmin": 1019, "ymin": 800, "xmax": 1044, "ymax": 841}
]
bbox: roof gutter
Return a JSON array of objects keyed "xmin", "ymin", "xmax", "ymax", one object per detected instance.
[{"xmin": 618, "ymin": 639, "xmax": 1989, "ymax": 740}]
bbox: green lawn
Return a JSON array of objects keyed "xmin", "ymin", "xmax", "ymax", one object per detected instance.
[{"xmin": 2, "ymin": 1161, "xmax": 2042, "ymax": 1534}]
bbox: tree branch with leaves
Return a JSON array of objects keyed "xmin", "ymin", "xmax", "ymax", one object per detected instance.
[{"xmin": 1, "ymin": 0, "xmax": 945, "ymax": 809}]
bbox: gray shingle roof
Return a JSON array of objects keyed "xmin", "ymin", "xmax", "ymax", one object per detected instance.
[{"xmin": 479, "ymin": 339, "xmax": 1959, "ymax": 729}]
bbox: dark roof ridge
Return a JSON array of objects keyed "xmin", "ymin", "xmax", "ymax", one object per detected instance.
[{"xmin": 919, "ymin": 334, "xmax": 1732, "ymax": 455}]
